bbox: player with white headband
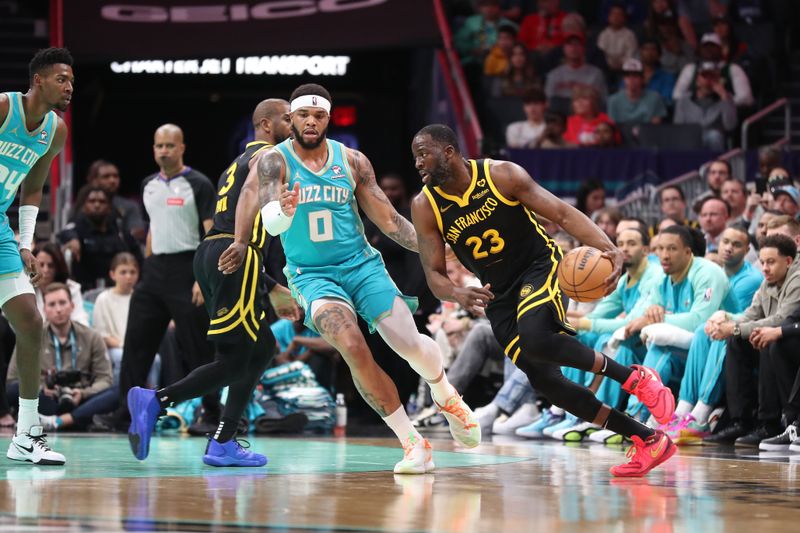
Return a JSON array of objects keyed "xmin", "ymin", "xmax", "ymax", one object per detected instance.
[{"xmin": 220, "ymin": 83, "xmax": 480, "ymax": 473}]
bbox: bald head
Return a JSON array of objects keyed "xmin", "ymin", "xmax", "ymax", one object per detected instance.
[
  {"xmin": 153, "ymin": 123, "xmax": 186, "ymax": 175},
  {"xmin": 252, "ymin": 98, "xmax": 291, "ymax": 145}
]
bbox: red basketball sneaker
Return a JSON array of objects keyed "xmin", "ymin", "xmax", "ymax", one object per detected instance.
[
  {"xmin": 622, "ymin": 365, "xmax": 676, "ymax": 425},
  {"xmin": 610, "ymin": 430, "xmax": 676, "ymax": 477}
]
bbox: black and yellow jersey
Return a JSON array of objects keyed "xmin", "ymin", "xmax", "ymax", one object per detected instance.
[
  {"xmin": 206, "ymin": 140, "xmax": 272, "ymax": 255},
  {"xmin": 421, "ymin": 159, "xmax": 560, "ymax": 294}
]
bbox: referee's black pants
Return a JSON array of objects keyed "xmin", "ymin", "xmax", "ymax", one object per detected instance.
[{"xmin": 118, "ymin": 252, "xmax": 216, "ymax": 411}]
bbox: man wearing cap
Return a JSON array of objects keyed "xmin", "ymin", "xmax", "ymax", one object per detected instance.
[
  {"xmin": 544, "ymin": 31, "xmax": 608, "ymax": 106},
  {"xmin": 771, "ymin": 184, "xmax": 800, "ymax": 220},
  {"xmin": 608, "ymin": 58, "xmax": 668, "ymax": 125},
  {"xmin": 673, "ymin": 32, "xmax": 753, "ymax": 107},
  {"xmin": 673, "ymin": 60, "xmax": 737, "ymax": 151}
]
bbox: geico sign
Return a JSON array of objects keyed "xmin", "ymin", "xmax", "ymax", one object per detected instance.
[{"xmin": 101, "ymin": 0, "xmax": 388, "ymax": 22}]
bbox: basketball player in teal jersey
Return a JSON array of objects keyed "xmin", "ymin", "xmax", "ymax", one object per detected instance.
[
  {"xmin": 220, "ymin": 83, "xmax": 479, "ymax": 474},
  {"xmin": 0, "ymin": 48, "xmax": 74, "ymax": 465}
]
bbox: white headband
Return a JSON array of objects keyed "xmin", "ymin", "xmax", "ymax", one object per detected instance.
[{"xmin": 290, "ymin": 94, "xmax": 331, "ymax": 113}]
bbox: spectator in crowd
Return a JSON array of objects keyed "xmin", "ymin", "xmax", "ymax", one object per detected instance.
[
  {"xmin": 698, "ymin": 196, "xmax": 731, "ymax": 253},
  {"xmin": 72, "ymin": 159, "xmax": 146, "ymax": 243},
  {"xmin": 575, "ymin": 178, "xmax": 606, "ymax": 217},
  {"xmin": 6, "ymin": 283, "xmax": 115, "ymax": 431},
  {"xmin": 712, "ymin": 16, "xmax": 746, "ymax": 62},
  {"xmin": 597, "ymin": 2, "xmax": 639, "ymax": 71},
  {"xmin": 677, "ymin": 0, "xmax": 728, "ymax": 48},
  {"xmin": 663, "ymin": 223, "xmax": 763, "ymax": 444},
  {"xmin": 755, "ymin": 209, "xmax": 783, "ymax": 248},
  {"xmin": 655, "ymin": 186, "xmax": 699, "ymax": 232},
  {"xmin": 638, "ymin": 38, "xmax": 677, "ymax": 104},
  {"xmin": 563, "ymin": 85, "xmax": 613, "ymax": 146},
  {"xmin": 499, "ymin": 0, "xmax": 523, "ymax": 22},
  {"xmin": 505, "ymin": 88, "xmax": 547, "ymax": 148},
  {"xmin": 758, "ymin": 146, "xmax": 783, "ymax": 183},
  {"xmin": 534, "ymin": 111, "xmax": 575, "ymax": 148},
  {"xmin": 643, "ymin": 0, "xmax": 682, "ymax": 40},
  {"xmin": 673, "ymin": 33, "xmax": 754, "ymax": 108},
  {"xmin": 484, "ymin": 23, "xmax": 518, "ymax": 76},
  {"xmin": 544, "ymin": 32, "xmax": 608, "ymax": 108},
  {"xmin": 613, "ymin": 225, "xmax": 727, "ymax": 427},
  {"xmin": 271, "ymin": 310, "xmax": 338, "ymax": 392},
  {"xmin": 594, "ymin": 120, "xmax": 622, "ymax": 148},
  {"xmin": 93, "ymin": 123, "xmax": 218, "ymax": 433},
  {"xmin": 593, "ymin": 207, "xmax": 623, "ymax": 242},
  {"xmin": 608, "ymin": 58, "xmax": 668, "ymax": 124},
  {"xmin": 674, "ymin": 61, "xmax": 737, "ymax": 151},
  {"xmin": 455, "ymin": 0, "xmax": 517, "ymax": 69},
  {"xmin": 654, "ymin": 14, "xmax": 695, "ymax": 75},
  {"xmin": 706, "ymin": 235, "xmax": 800, "ymax": 446},
  {"xmin": 92, "ymin": 252, "xmax": 143, "ymax": 386},
  {"xmin": 58, "ymin": 186, "xmax": 142, "ymax": 290},
  {"xmin": 490, "ymin": 43, "xmax": 542, "ymax": 98},
  {"xmin": 33, "ymin": 243, "xmax": 89, "ymax": 325},
  {"xmin": 721, "ymin": 178, "xmax": 748, "ymax": 223},
  {"xmin": 766, "ymin": 216, "xmax": 800, "ymax": 248},
  {"xmin": 770, "ymin": 184, "xmax": 800, "ymax": 219},
  {"xmin": 518, "ymin": 0, "xmax": 567, "ymax": 55}
]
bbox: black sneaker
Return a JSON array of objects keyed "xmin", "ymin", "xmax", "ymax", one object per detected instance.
[
  {"xmin": 735, "ymin": 423, "xmax": 781, "ymax": 447},
  {"xmin": 759, "ymin": 422, "xmax": 799, "ymax": 451},
  {"xmin": 188, "ymin": 408, "xmax": 221, "ymax": 437},
  {"xmin": 704, "ymin": 420, "xmax": 752, "ymax": 444},
  {"xmin": 90, "ymin": 409, "xmax": 130, "ymax": 433}
]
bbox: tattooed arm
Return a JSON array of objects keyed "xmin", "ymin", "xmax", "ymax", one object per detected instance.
[
  {"xmin": 349, "ymin": 148, "xmax": 418, "ymax": 252},
  {"xmin": 218, "ymin": 149, "xmax": 286, "ymax": 274}
]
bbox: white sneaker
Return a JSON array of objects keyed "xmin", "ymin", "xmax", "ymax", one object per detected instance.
[
  {"xmin": 589, "ymin": 428, "xmax": 615, "ymax": 443},
  {"xmin": 38, "ymin": 415, "xmax": 58, "ymax": 432},
  {"xmin": 394, "ymin": 435, "xmax": 434, "ymax": 474},
  {"xmin": 551, "ymin": 420, "xmax": 600, "ymax": 442},
  {"xmin": 7, "ymin": 426, "xmax": 66, "ymax": 465},
  {"xmin": 473, "ymin": 403, "xmax": 500, "ymax": 434},
  {"xmin": 435, "ymin": 394, "xmax": 481, "ymax": 448},
  {"xmin": 492, "ymin": 403, "xmax": 539, "ymax": 436}
]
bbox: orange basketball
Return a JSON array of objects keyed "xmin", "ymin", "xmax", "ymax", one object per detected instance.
[{"xmin": 557, "ymin": 246, "xmax": 613, "ymax": 302}]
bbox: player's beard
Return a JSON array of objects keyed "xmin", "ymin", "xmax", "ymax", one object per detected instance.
[
  {"xmin": 291, "ymin": 123, "xmax": 327, "ymax": 150},
  {"xmin": 427, "ymin": 155, "xmax": 453, "ymax": 187}
]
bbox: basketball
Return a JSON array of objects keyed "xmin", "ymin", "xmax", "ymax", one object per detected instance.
[{"xmin": 557, "ymin": 246, "xmax": 614, "ymax": 302}]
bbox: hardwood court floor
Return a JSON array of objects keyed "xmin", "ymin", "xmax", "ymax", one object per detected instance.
[{"xmin": 0, "ymin": 430, "xmax": 799, "ymax": 532}]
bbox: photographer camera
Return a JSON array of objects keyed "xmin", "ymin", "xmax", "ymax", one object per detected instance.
[{"xmin": 6, "ymin": 283, "xmax": 117, "ymax": 431}]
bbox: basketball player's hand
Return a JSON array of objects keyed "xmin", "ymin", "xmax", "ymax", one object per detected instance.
[
  {"xmin": 453, "ymin": 284, "xmax": 494, "ymax": 315},
  {"xmin": 269, "ymin": 284, "xmax": 300, "ymax": 321},
  {"xmin": 280, "ymin": 182, "xmax": 300, "ymax": 217},
  {"xmin": 20, "ymin": 248, "xmax": 42, "ymax": 287},
  {"xmin": 219, "ymin": 241, "xmax": 247, "ymax": 274},
  {"xmin": 191, "ymin": 281, "xmax": 205, "ymax": 306},
  {"xmin": 600, "ymin": 249, "xmax": 624, "ymax": 296}
]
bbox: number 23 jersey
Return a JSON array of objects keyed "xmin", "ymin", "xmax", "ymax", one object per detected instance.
[
  {"xmin": 273, "ymin": 138, "xmax": 370, "ymax": 269},
  {"xmin": 421, "ymin": 159, "xmax": 557, "ymax": 295}
]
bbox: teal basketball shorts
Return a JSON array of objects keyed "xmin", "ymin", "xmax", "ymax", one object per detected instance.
[{"xmin": 284, "ymin": 249, "xmax": 418, "ymax": 334}]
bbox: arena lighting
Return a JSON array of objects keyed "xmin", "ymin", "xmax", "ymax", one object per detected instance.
[{"xmin": 110, "ymin": 55, "xmax": 351, "ymax": 76}]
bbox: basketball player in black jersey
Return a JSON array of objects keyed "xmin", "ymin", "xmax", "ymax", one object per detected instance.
[
  {"xmin": 126, "ymin": 99, "xmax": 299, "ymax": 467},
  {"xmin": 410, "ymin": 125, "xmax": 676, "ymax": 477}
]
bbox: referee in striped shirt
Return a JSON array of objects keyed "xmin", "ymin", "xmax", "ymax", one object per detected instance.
[{"xmin": 95, "ymin": 123, "xmax": 219, "ymax": 431}]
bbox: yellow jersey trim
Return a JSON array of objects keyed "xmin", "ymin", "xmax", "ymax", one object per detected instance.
[
  {"xmin": 433, "ymin": 159, "xmax": 478, "ymax": 208},
  {"xmin": 421, "ymin": 186, "xmax": 444, "ymax": 235},
  {"xmin": 484, "ymin": 159, "xmax": 519, "ymax": 207}
]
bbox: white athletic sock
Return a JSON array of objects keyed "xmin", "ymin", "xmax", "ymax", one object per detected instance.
[
  {"xmin": 17, "ymin": 397, "xmax": 39, "ymax": 435},
  {"xmin": 675, "ymin": 400, "xmax": 693, "ymax": 417},
  {"xmin": 382, "ymin": 406, "xmax": 423, "ymax": 445},
  {"xmin": 426, "ymin": 367, "xmax": 457, "ymax": 407},
  {"xmin": 691, "ymin": 401, "xmax": 714, "ymax": 425}
]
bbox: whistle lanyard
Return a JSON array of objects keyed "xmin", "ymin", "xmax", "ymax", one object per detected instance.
[{"xmin": 50, "ymin": 328, "xmax": 78, "ymax": 370}]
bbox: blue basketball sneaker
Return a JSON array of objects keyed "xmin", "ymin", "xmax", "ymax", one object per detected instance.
[
  {"xmin": 203, "ymin": 438, "xmax": 267, "ymax": 467},
  {"xmin": 127, "ymin": 387, "xmax": 161, "ymax": 460},
  {"xmin": 515, "ymin": 408, "xmax": 565, "ymax": 438}
]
